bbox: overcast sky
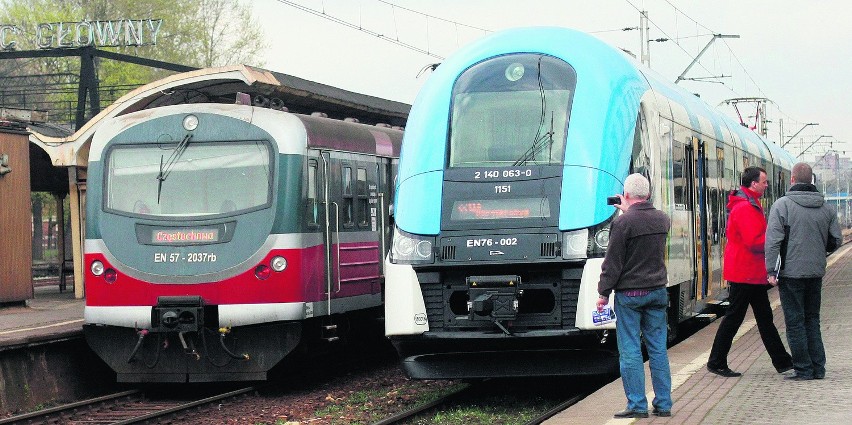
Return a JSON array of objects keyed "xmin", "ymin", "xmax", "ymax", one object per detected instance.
[{"xmin": 253, "ymin": 0, "xmax": 852, "ymax": 164}]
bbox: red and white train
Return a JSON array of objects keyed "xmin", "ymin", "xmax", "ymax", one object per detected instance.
[{"xmin": 84, "ymin": 100, "xmax": 401, "ymax": 382}]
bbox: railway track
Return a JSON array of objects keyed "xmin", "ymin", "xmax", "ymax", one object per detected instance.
[
  {"xmin": 369, "ymin": 383, "xmax": 474, "ymax": 425},
  {"xmin": 0, "ymin": 386, "xmax": 256, "ymax": 425},
  {"xmin": 369, "ymin": 379, "xmax": 588, "ymax": 425}
]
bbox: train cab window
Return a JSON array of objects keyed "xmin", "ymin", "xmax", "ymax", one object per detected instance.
[
  {"xmin": 307, "ymin": 160, "xmax": 319, "ymax": 225},
  {"xmin": 629, "ymin": 112, "xmax": 651, "ymax": 179},
  {"xmin": 105, "ymin": 141, "xmax": 272, "ymax": 218},
  {"xmin": 447, "ymin": 53, "xmax": 576, "ymax": 168},
  {"xmin": 342, "ymin": 166, "xmax": 354, "ymax": 226},
  {"xmin": 357, "ymin": 167, "xmax": 368, "ymax": 226}
]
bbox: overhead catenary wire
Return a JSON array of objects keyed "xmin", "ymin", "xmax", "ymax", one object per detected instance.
[{"xmin": 273, "ymin": 0, "xmax": 447, "ymax": 59}]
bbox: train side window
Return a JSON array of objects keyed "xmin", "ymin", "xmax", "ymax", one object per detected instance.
[
  {"xmin": 307, "ymin": 160, "xmax": 318, "ymax": 225},
  {"xmin": 672, "ymin": 141, "xmax": 686, "ymax": 209},
  {"xmin": 342, "ymin": 165, "xmax": 354, "ymax": 226},
  {"xmin": 357, "ymin": 167, "xmax": 368, "ymax": 227}
]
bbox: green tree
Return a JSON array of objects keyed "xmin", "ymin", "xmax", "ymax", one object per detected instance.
[{"xmin": 0, "ymin": 0, "xmax": 266, "ymax": 126}]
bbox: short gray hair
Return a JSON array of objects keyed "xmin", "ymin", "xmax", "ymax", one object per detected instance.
[
  {"xmin": 624, "ymin": 173, "xmax": 650, "ymax": 199},
  {"xmin": 791, "ymin": 162, "xmax": 813, "ymax": 184}
]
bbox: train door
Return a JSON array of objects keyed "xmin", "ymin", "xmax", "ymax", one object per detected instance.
[
  {"xmin": 711, "ymin": 147, "xmax": 726, "ymax": 293},
  {"xmin": 692, "ymin": 137, "xmax": 710, "ymax": 300},
  {"xmin": 337, "ymin": 159, "xmax": 383, "ymax": 300},
  {"xmin": 377, "ymin": 160, "xmax": 394, "ymax": 278},
  {"xmin": 683, "ymin": 137, "xmax": 708, "ymax": 302},
  {"xmin": 319, "ymin": 151, "xmax": 338, "ymax": 315}
]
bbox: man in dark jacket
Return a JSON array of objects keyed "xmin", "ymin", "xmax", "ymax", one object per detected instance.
[
  {"xmin": 707, "ymin": 166, "xmax": 793, "ymax": 377},
  {"xmin": 597, "ymin": 173, "xmax": 672, "ymax": 418},
  {"xmin": 766, "ymin": 162, "xmax": 842, "ymax": 380}
]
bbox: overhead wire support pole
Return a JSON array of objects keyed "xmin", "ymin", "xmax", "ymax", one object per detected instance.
[
  {"xmin": 674, "ymin": 34, "xmax": 740, "ymax": 84},
  {"xmin": 781, "ymin": 122, "xmax": 818, "ymax": 149},
  {"xmin": 640, "ymin": 11, "xmax": 650, "ymax": 66},
  {"xmin": 796, "ymin": 135, "xmax": 833, "ymax": 158}
]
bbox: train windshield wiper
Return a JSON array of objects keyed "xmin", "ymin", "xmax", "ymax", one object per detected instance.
[
  {"xmin": 513, "ymin": 112, "xmax": 554, "ymax": 166},
  {"xmin": 156, "ymin": 133, "xmax": 192, "ymax": 203},
  {"xmin": 513, "ymin": 56, "xmax": 554, "ymax": 167}
]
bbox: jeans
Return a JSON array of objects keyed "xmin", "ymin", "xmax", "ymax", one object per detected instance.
[
  {"xmin": 708, "ymin": 282, "xmax": 793, "ymax": 372},
  {"xmin": 615, "ymin": 287, "xmax": 672, "ymax": 412},
  {"xmin": 778, "ymin": 277, "xmax": 826, "ymax": 378}
]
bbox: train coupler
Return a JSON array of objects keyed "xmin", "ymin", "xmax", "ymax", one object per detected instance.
[
  {"xmin": 152, "ymin": 296, "xmax": 204, "ymax": 333},
  {"xmin": 178, "ymin": 331, "xmax": 201, "ymax": 361}
]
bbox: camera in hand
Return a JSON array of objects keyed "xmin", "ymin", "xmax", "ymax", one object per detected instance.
[{"xmin": 606, "ymin": 196, "xmax": 621, "ymax": 205}]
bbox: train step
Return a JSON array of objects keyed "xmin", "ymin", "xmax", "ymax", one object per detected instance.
[{"xmin": 322, "ymin": 324, "xmax": 339, "ymax": 342}]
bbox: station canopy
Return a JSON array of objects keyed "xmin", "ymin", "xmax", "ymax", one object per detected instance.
[{"xmin": 27, "ymin": 64, "xmax": 411, "ymax": 168}]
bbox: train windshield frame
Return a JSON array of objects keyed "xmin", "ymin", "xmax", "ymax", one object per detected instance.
[
  {"xmin": 103, "ymin": 140, "xmax": 274, "ymax": 218},
  {"xmin": 447, "ymin": 53, "xmax": 577, "ymax": 168}
]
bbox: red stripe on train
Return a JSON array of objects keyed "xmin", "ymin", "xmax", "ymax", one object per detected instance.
[{"xmin": 84, "ymin": 244, "xmax": 381, "ymax": 307}]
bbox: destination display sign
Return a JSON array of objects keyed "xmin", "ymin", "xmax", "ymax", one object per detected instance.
[
  {"xmin": 451, "ymin": 198, "xmax": 551, "ymax": 221},
  {"xmin": 152, "ymin": 228, "xmax": 219, "ymax": 244},
  {"xmin": 0, "ymin": 19, "xmax": 162, "ymax": 51},
  {"xmin": 136, "ymin": 222, "xmax": 235, "ymax": 246}
]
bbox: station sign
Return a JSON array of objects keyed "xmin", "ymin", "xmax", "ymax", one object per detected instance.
[{"xmin": 0, "ymin": 19, "xmax": 162, "ymax": 51}]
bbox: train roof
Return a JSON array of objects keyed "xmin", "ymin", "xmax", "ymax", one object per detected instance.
[
  {"xmin": 398, "ymin": 26, "xmax": 650, "ymax": 185},
  {"xmin": 400, "ymin": 26, "xmax": 792, "ymax": 180},
  {"xmin": 88, "ymin": 103, "xmax": 403, "ymax": 162},
  {"xmin": 28, "ymin": 65, "xmax": 410, "ymax": 167},
  {"xmin": 634, "ymin": 56, "xmax": 791, "ymax": 168},
  {"xmin": 394, "ymin": 27, "xmax": 796, "ymax": 234}
]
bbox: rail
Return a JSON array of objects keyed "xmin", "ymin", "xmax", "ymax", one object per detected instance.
[{"xmin": 0, "ymin": 387, "xmax": 256, "ymax": 425}]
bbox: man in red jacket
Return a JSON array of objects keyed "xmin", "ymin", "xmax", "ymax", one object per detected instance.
[{"xmin": 707, "ymin": 166, "xmax": 793, "ymax": 377}]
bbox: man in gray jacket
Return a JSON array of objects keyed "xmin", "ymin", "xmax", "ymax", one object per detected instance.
[{"xmin": 765, "ymin": 162, "xmax": 842, "ymax": 381}]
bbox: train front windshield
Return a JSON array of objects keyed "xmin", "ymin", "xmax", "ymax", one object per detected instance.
[
  {"xmin": 105, "ymin": 141, "xmax": 273, "ymax": 218},
  {"xmin": 448, "ymin": 54, "xmax": 576, "ymax": 168}
]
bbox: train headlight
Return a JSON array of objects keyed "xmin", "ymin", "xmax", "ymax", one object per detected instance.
[
  {"xmin": 594, "ymin": 228, "xmax": 610, "ymax": 249},
  {"xmin": 562, "ymin": 229, "xmax": 588, "ymax": 260},
  {"xmin": 91, "ymin": 260, "xmax": 104, "ymax": 276},
  {"xmin": 270, "ymin": 256, "xmax": 287, "ymax": 272},
  {"xmin": 505, "ymin": 63, "xmax": 525, "ymax": 81},
  {"xmin": 586, "ymin": 217, "xmax": 615, "ymax": 258},
  {"xmin": 183, "ymin": 114, "xmax": 199, "ymax": 131},
  {"xmin": 391, "ymin": 227, "xmax": 434, "ymax": 265}
]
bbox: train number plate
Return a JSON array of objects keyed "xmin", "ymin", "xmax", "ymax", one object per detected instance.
[{"xmin": 154, "ymin": 252, "xmax": 218, "ymax": 263}]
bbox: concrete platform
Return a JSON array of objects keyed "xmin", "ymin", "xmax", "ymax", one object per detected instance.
[
  {"xmin": 546, "ymin": 244, "xmax": 852, "ymax": 425},
  {"xmin": 0, "ymin": 285, "xmax": 84, "ymax": 350}
]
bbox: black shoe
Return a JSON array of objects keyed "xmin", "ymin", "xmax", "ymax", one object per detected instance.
[
  {"xmin": 784, "ymin": 373, "xmax": 813, "ymax": 381},
  {"xmin": 707, "ymin": 365, "xmax": 742, "ymax": 377},
  {"xmin": 652, "ymin": 408, "xmax": 672, "ymax": 417},
  {"xmin": 814, "ymin": 374, "xmax": 825, "ymax": 380},
  {"xmin": 776, "ymin": 364, "xmax": 794, "ymax": 373},
  {"xmin": 614, "ymin": 409, "xmax": 649, "ymax": 418}
]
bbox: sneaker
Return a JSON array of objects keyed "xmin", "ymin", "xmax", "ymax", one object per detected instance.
[
  {"xmin": 652, "ymin": 408, "xmax": 672, "ymax": 417},
  {"xmin": 614, "ymin": 409, "xmax": 649, "ymax": 419},
  {"xmin": 707, "ymin": 365, "xmax": 742, "ymax": 377}
]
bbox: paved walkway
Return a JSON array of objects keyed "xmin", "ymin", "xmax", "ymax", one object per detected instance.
[
  {"xmin": 0, "ymin": 285, "xmax": 84, "ymax": 348},
  {"xmin": 546, "ymin": 244, "xmax": 852, "ymax": 425}
]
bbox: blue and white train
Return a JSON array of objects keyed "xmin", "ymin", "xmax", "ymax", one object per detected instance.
[{"xmin": 384, "ymin": 27, "xmax": 796, "ymax": 379}]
